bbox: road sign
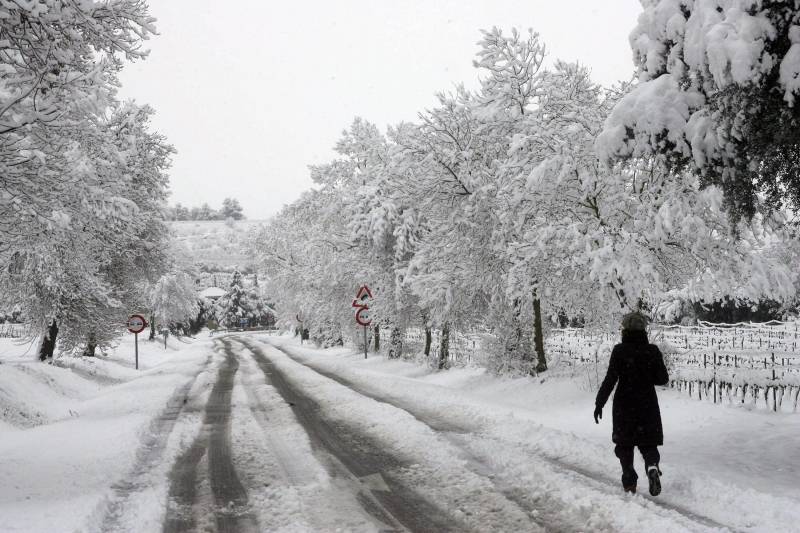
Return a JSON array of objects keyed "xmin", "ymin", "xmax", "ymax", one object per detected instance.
[
  {"xmin": 354, "ymin": 306, "xmax": 371, "ymax": 327},
  {"xmin": 355, "ymin": 285, "xmax": 373, "ymax": 301},
  {"xmin": 127, "ymin": 314, "xmax": 148, "ymax": 371},
  {"xmin": 126, "ymin": 314, "xmax": 147, "ymax": 334},
  {"xmin": 352, "ymin": 284, "xmax": 373, "ymax": 327},
  {"xmin": 353, "ymin": 285, "xmax": 373, "ymax": 359},
  {"xmin": 356, "ymin": 307, "xmax": 371, "ymax": 327}
]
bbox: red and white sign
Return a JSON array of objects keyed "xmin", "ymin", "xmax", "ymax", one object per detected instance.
[
  {"xmin": 352, "ymin": 284, "xmax": 373, "ymax": 327},
  {"xmin": 126, "ymin": 314, "xmax": 148, "ymax": 334}
]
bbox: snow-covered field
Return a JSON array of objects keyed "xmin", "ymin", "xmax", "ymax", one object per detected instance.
[{"xmin": 2, "ymin": 330, "xmax": 800, "ymax": 532}]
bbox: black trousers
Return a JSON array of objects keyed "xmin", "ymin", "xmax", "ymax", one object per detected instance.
[{"xmin": 614, "ymin": 445, "xmax": 660, "ymax": 486}]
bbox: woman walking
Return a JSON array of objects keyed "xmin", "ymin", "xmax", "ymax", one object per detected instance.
[{"xmin": 594, "ymin": 312, "xmax": 669, "ymax": 495}]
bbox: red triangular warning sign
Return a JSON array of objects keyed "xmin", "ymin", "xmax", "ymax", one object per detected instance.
[{"xmin": 356, "ymin": 285, "xmax": 373, "ymax": 300}]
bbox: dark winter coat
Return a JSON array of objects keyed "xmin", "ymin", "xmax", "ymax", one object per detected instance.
[{"xmin": 595, "ymin": 333, "xmax": 669, "ymax": 446}]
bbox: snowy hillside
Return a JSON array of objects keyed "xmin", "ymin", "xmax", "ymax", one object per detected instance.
[{"xmin": 170, "ymin": 220, "xmax": 266, "ymax": 273}]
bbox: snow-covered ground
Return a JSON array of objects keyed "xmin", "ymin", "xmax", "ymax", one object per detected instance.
[
  {"xmin": 258, "ymin": 333, "xmax": 800, "ymax": 532},
  {"xmin": 2, "ymin": 330, "xmax": 799, "ymax": 532},
  {"xmin": 0, "ymin": 333, "xmax": 217, "ymax": 532}
]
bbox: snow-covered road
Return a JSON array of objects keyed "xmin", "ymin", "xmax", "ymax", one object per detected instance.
[
  {"xmin": 3, "ymin": 332, "xmax": 799, "ymax": 532},
  {"xmin": 227, "ymin": 336, "xmax": 732, "ymax": 533},
  {"xmin": 237, "ymin": 333, "xmax": 800, "ymax": 533},
  {"xmin": 241, "ymin": 338, "xmax": 726, "ymax": 531}
]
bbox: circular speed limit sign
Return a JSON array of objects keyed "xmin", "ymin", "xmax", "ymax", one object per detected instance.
[{"xmin": 126, "ymin": 314, "xmax": 147, "ymax": 334}]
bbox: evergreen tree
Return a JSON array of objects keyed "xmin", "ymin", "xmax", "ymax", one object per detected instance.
[{"xmin": 220, "ymin": 269, "xmax": 250, "ymax": 328}]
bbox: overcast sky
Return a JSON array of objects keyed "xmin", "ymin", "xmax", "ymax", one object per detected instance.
[{"xmin": 118, "ymin": 1, "xmax": 642, "ymax": 220}]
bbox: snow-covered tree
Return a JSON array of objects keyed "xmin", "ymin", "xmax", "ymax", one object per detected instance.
[
  {"xmin": 0, "ymin": 2, "xmax": 173, "ymax": 359},
  {"xmin": 397, "ymin": 27, "xmax": 554, "ymax": 370},
  {"xmin": 251, "ymin": 186, "xmax": 360, "ymax": 345},
  {"xmin": 247, "ymin": 25, "xmax": 799, "ymax": 376},
  {"xmin": 149, "ymin": 272, "xmax": 199, "ymax": 334},
  {"xmin": 221, "ymin": 198, "xmax": 245, "ymax": 220},
  {"xmin": 244, "ymin": 276, "xmax": 276, "ymax": 327},
  {"xmin": 0, "ymin": 0, "xmax": 156, "ymax": 250},
  {"xmin": 217, "ymin": 269, "xmax": 252, "ymax": 328},
  {"xmin": 597, "ymin": 0, "xmax": 800, "ymax": 220}
]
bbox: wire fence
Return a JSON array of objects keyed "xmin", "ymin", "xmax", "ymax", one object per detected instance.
[
  {"xmin": 0, "ymin": 323, "xmax": 28, "ymax": 339},
  {"xmin": 547, "ymin": 320, "xmax": 800, "ymax": 412},
  {"xmin": 378, "ymin": 327, "xmax": 484, "ymax": 367}
]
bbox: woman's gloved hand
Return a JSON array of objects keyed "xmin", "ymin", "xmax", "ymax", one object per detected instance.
[{"xmin": 593, "ymin": 405, "xmax": 602, "ymax": 424}]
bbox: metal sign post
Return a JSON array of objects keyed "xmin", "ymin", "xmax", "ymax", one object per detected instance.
[
  {"xmin": 352, "ymin": 285, "xmax": 373, "ymax": 359},
  {"xmin": 126, "ymin": 314, "xmax": 148, "ymax": 370}
]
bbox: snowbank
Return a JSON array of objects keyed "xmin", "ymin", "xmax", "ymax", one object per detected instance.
[{"xmin": 0, "ymin": 333, "xmax": 215, "ymax": 533}]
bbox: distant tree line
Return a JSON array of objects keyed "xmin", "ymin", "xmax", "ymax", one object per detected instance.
[{"xmin": 169, "ymin": 198, "xmax": 245, "ymax": 221}]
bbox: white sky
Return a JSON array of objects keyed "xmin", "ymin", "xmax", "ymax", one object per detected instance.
[{"xmin": 118, "ymin": 0, "xmax": 642, "ymax": 220}]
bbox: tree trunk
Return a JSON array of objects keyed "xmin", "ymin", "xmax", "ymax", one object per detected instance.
[
  {"xmin": 83, "ymin": 333, "xmax": 97, "ymax": 357},
  {"xmin": 533, "ymin": 293, "xmax": 547, "ymax": 373},
  {"xmin": 39, "ymin": 319, "xmax": 59, "ymax": 361},
  {"xmin": 149, "ymin": 315, "xmax": 156, "ymax": 340},
  {"xmin": 373, "ymin": 324, "xmax": 380, "ymax": 352},
  {"xmin": 389, "ymin": 326, "xmax": 403, "ymax": 358},
  {"xmin": 424, "ymin": 326, "xmax": 432, "ymax": 357},
  {"xmin": 507, "ymin": 297, "xmax": 532, "ymax": 363},
  {"xmin": 438, "ymin": 322, "xmax": 450, "ymax": 370}
]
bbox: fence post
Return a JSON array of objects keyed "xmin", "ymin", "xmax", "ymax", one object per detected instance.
[
  {"xmin": 772, "ymin": 352, "xmax": 777, "ymax": 413},
  {"xmin": 713, "ymin": 352, "xmax": 717, "ymax": 404}
]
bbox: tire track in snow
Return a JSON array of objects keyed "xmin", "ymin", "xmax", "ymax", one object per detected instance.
[
  {"xmin": 237, "ymin": 349, "xmax": 320, "ymax": 485},
  {"xmin": 96, "ymin": 353, "xmax": 213, "ymax": 533},
  {"xmin": 245, "ymin": 340, "xmax": 574, "ymax": 532},
  {"xmin": 235, "ymin": 342, "xmax": 402, "ymax": 532},
  {"xmin": 262, "ymin": 339, "xmax": 735, "ymax": 533},
  {"xmin": 237, "ymin": 337, "xmax": 477, "ymax": 533},
  {"xmin": 163, "ymin": 340, "xmax": 258, "ymax": 533}
]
